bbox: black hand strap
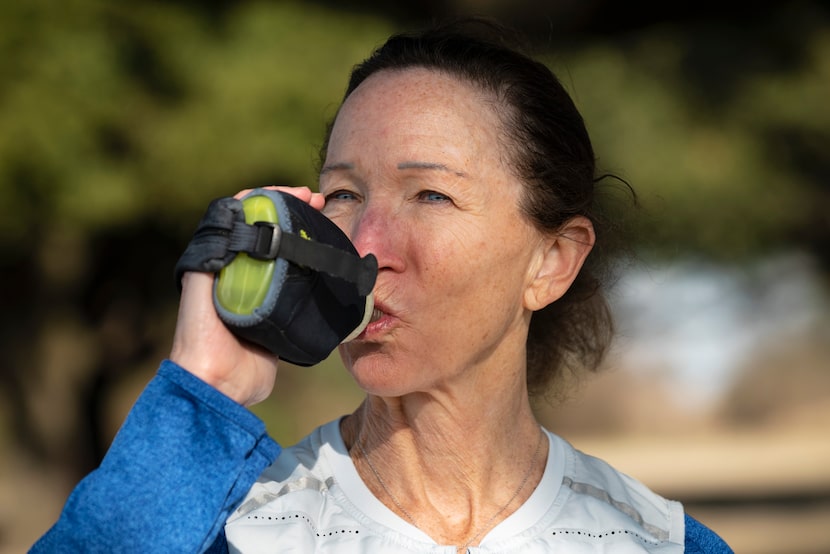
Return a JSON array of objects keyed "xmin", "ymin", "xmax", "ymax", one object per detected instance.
[
  {"xmin": 174, "ymin": 197, "xmax": 243, "ymax": 291},
  {"xmin": 278, "ymin": 230, "xmax": 377, "ymax": 296},
  {"xmin": 175, "ymin": 196, "xmax": 377, "ymax": 295}
]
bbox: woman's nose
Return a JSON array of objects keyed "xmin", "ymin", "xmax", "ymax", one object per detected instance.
[
  {"xmin": 349, "ymin": 206, "xmax": 385, "ymax": 257},
  {"xmin": 349, "ymin": 204, "xmax": 405, "ymax": 272}
]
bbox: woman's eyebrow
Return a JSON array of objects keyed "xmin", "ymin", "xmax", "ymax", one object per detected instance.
[
  {"xmin": 320, "ymin": 162, "xmax": 354, "ymax": 175},
  {"xmin": 397, "ymin": 161, "xmax": 468, "ymax": 178}
]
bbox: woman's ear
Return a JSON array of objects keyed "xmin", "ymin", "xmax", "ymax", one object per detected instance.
[{"xmin": 524, "ymin": 216, "xmax": 595, "ymax": 311}]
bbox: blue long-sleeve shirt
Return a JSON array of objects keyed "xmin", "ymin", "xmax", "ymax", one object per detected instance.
[
  {"xmin": 31, "ymin": 360, "xmax": 280, "ymax": 553},
  {"xmin": 31, "ymin": 360, "xmax": 732, "ymax": 553}
]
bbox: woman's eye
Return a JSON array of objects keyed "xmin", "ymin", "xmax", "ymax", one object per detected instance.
[
  {"xmin": 418, "ymin": 190, "xmax": 451, "ymax": 203},
  {"xmin": 325, "ymin": 190, "xmax": 358, "ymax": 202}
]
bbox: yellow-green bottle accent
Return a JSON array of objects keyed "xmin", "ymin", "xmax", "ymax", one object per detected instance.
[{"xmin": 215, "ymin": 195, "xmax": 278, "ymax": 315}]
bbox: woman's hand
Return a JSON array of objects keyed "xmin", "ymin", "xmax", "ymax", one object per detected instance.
[{"xmin": 169, "ymin": 186, "xmax": 325, "ymax": 407}]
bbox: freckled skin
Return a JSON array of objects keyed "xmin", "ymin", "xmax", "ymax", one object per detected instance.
[{"xmin": 320, "ymin": 68, "xmax": 546, "ymax": 399}]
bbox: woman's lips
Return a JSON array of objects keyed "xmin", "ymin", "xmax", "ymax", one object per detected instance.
[{"xmin": 356, "ymin": 302, "xmax": 392, "ymax": 339}]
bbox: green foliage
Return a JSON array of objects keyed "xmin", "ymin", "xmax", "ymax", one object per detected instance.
[
  {"xmin": 548, "ymin": 16, "xmax": 830, "ymax": 262},
  {"xmin": 1, "ymin": 1, "xmax": 826, "ymax": 263},
  {"xmin": 0, "ymin": 0, "xmax": 393, "ymax": 474},
  {"xmin": 0, "ymin": 1, "xmax": 391, "ymax": 247}
]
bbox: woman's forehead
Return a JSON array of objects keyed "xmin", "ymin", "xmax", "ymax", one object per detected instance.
[
  {"xmin": 342, "ymin": 68, "xmax": 497, "ymax": 121},
  {"xmin": 330, "ymin": 69, "xmax": 504, "ymax": 156}
]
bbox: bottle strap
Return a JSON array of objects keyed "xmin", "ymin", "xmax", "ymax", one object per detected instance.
[{"xmin": 174, "ymin": 196, "xmax": 377, "ymax": 295}]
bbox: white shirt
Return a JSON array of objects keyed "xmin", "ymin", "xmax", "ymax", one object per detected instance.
[{"xmin": 225, "ymin": 420, "xmax": 685, "ymax": 553}]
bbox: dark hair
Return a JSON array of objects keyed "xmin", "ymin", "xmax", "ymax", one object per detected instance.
[{"xmin": 320, "ymin": 18, "xmax": 632, "ymax": 396}]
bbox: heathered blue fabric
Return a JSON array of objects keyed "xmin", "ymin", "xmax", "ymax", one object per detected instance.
[
  {"xmin": 30, "ymin": 361, "xmax": 732, "ymax": 553},
  {"xmin": 30, "ymin": 360, "xmax": 280, "ymax": 554},
  {"xmin": 684, "ymin": 513, "xmax": 734, "ymax": 553}
]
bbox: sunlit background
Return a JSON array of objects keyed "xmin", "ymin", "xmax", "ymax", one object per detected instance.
[{"xmin": 1, "ymin": 1, "xmax": 828, "ymax": 553}]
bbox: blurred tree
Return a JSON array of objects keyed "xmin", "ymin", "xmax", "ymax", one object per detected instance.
[
  {"xmin": 0, "ymin": 0, "xmax": 392, "ymax": 476},
  {"xmin": 552, "ymin": 2, "xmax": 830, "ymax": 265}
]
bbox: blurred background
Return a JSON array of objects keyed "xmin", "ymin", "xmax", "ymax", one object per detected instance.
[{"xmin": 1, "ymin": 1, "xmax": 828, "ymax": 552}]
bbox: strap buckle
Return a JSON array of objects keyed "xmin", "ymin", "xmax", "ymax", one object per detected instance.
[{"xmin": 249, "ymin": 221, "xmax": 282, "ymax": 260}]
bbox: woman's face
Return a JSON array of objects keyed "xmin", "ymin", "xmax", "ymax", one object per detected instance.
[{"xmin": 320, "ymin": 68, "xmax": 546, "ymax": 397}]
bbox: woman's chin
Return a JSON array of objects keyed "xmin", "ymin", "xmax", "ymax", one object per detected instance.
[{"xmin": 343, "ymin": 354, "xmax": 414, "ymax": 397}]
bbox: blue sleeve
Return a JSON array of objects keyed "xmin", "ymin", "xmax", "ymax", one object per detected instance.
[
  {"xmin": 684, "ymin": 513, "xmax": 733, "ymax": 553},
  {"xmin": 30, "ymin": 360, "xmax": 281, "ymax": 554}
]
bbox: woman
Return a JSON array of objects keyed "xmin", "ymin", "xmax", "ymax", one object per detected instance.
[{"xmin": 32, "ymin": 19, "xmax": 732, "ymax": 553}]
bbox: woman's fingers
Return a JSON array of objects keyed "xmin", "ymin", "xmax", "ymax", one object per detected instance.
[
  {"xmin": 170, "ymin": 271, "xmax": 279, "ymax": 406},
  {"xmin": 240, "ymin": 186, "xmax": 326, "ymax": 210}
]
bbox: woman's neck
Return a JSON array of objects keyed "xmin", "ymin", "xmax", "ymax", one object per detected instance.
[{"xmin": 341, "ymin": 379, "xmax": 547, "ymax": 549}]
